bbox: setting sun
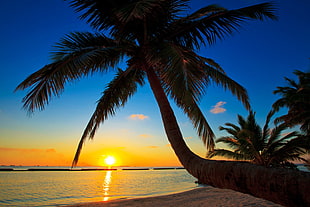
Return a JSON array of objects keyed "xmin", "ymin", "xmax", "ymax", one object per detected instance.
[{"xmin": 104, "ymin": 156, "xmax": 116, "ymax": 166}]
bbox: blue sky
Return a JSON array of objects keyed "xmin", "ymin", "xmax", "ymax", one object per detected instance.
[{"xmin": 0, "ymin": 0, "xmax": 309, "ymax": 166}]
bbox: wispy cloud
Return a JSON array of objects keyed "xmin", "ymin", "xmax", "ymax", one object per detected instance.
[
  {"xmin": 147, "ymin": 146, "xmax": 159, "ymax": 149},
  {"xmin": 45, "ymin": 148, "xmax": 56, "ymax": 153},
  {"xmin": 0, "ymin": 147, "xmax": 57, "ymax": 153},
  {"xmin": 139, "ymin": 134, "xmax": 151, "ymax": 138},
  {"xmin": 184, "ymin": 136, "xmax": 192, "ymax": 139},
  {"xmin": 210, "ymin": 101, "xmax": 227, "ymax": 114},
  {"xmin": 128, "ymin": 114, "xmax": 149, "ymax": 120},
  {"xmin": 0, "ymin": 147, "xmax": 67, "ymax": 166}
]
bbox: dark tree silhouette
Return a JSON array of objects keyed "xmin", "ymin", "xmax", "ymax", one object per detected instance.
[{"xmin": 16, "ymin": 1, "xmax": 309, "ymax": 206}]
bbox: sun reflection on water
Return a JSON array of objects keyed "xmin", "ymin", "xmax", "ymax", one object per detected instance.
[{"xmin": 102, "ymin": 171, "xmax": 112, "ymax": 201}]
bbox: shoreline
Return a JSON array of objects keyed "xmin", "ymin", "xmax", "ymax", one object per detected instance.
[{"xmin": 65, "ymin": 186, "xmax": 283, "ymax": 207}]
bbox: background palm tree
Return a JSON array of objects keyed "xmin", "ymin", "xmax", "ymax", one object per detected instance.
[
  {"xmin": 273, "ymin": 70, "xmax": 310, "ymax": 135},
  {"xmin": 207, "ymin": 110, "xmax": 309, "ymax": 169},
  {"xmin": 15, "ymin": 1, "xmax": 309, "ymax": 206}
]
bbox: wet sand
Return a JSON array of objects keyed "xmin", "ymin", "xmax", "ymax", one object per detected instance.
[{"xmin": 66, "ymin": 186, "xmax": 282, "ymax": 207}]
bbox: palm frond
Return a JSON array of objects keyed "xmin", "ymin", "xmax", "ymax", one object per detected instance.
[
  {"xmin": 185, "ymin": 5, "xmax": 227, "ymax": 21},
  {"xmin": 272, "ymin": 70, "xmax": 310, "ymax": 135},
  {"xmin": 111, "ymin": 0, "xmax": 167, "ymax": 40},
  {"xmin": 207, "ymin": 149, "xmax": 250, "ymax": 161},
  {"xmin": 265, "ymin": 124, "xmax": 287, "ymax": 147},
  {"xmin": 243, "ymin": 112, "xmax": 264, "ymax": 151},
  {"xmin": 222, "ymin": 123, "xmax": 241, "ymax": 131},
  {"xmin": 144, "ymin": 43, "xmax": 216, "ymax": 149},
  {"xmin": 158, "ymin": 43, "xmax": 208, "ymax": 102},
  {"xmin": 156, "ymin": 49, "xmax": 214, "ymax": 148},
  {"xmin": 219, "ymin": 125, "xmax": 239, "ymax": 137},
  {"xmin": 66, "ymin": 0, "xmax": 127, "ymax": 31},
  {"xmin": 234, "ymin": 2, "xmax": 277, "ymax": 21},
  {"xmin": 72, "ymin": 67, "xmax": 145, "ymax": 167},
  {"xmin": 67, "ymin": 0, "xmax": 189, "ymax": 40},
  {"xmin": 206, "ymin": 69, "xmax": 251, "ymax": 110},
  {"xmin": 15, "ymin": 32, "xmax": 129, "ymax": 113},
  {"xmin": 237, "ymin": 114, "xmax": 247, "ymax": 129},
  {"xmin": 262, "ymin": 108, "xmax": 275, "ymax": 143},
  {"xmin": 201, "ymin": 57, "xmax": 224, "ymax": 73},
  {"xmin": 178, "ymin": 98, "xmax": 215, "ymax": 150},
  {"xmin": 267, "ymin": 129, "xmax": 300, "ymax": 153},
  {"xmin": 154, "ymin": 42, "xmax": 249, "ymax": 150},
  {"xmin": 15, "ymin": 63, "xmax": 66, "ymax": 112},
  {"xmin": 164, "ymin": 2, "xmax": 277, "ymax": 48},
  {"xmin": 216, "ymin": 136, "xmax": 240, "ymax": 150},
  {"xmin": 268, "ymin": 136, "xmax": 308, "ymax": 164}
]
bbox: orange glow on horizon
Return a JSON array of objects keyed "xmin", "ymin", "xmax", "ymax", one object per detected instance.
[{"xmin": 0, "ymin": 143, "xmax": 206, "ymax": 167}]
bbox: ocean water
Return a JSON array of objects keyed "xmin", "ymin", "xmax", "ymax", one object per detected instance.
[
  {"xmin": 1, "ymin": 165, "xmax": 308, "ymax": 207},
  {"xmin": 0, "ymin": 168, "xmax": 198, "ymax": 207}
]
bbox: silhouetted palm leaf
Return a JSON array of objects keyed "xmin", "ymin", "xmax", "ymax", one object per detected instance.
[
  {"xmin": 208, "ymin": 110, "xmax": 308, "ymax": 169},
  {"xmin": 273, "ymin": 70, "xmax": 310, "ymax": 135}
]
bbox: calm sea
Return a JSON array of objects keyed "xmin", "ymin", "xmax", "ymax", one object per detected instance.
[
  {"xmin": 1, "ymin": 165, "xmax": 308, "ymax": 207},
  {"xmin": 0, "ymin": 167, "xmax": 198, "ymax": 207}
]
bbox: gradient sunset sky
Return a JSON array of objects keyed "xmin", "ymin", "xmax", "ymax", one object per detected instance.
[{"xmin": 1, "ymin": 0, "xmax": 309, "ymax": 167}]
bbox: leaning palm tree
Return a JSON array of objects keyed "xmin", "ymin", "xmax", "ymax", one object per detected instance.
[
  {"xmin": 16, "ymin": 1, "xmax": 309, "ymax": 206},
  {"xmin": 273, "ymin": 70, "xmax": 310, "ymax": 135},
  {"xmin": 208, "ymin": 110, "xmax": 309, "ymax": 169}
]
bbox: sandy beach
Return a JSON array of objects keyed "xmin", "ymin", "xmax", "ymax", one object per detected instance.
[{"xmin": 66, "ymin": 186, "xmax": 282, "ymax": 207}]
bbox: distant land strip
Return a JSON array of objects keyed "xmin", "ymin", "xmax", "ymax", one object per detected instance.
[{"xmin": 0, "ymin": 167, "xmax": 185, "ymax": 171}]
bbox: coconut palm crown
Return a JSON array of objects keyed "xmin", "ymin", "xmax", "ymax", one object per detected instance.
[
  {"xmin": 273, "ymin": 70, "xmax": 310, "ymax": 135},
  {"xmin": 16, "ymin": 0, "xmax": 276, "ymax": 166},
  {"xmin": 207, "ymin": 110, "xmax": 309, "ymax": 169}
]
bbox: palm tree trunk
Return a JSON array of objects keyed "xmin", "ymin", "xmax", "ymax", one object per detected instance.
[{"xmin": 146, "ymin": 68, "xmax": 310, "ymax": 207}]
